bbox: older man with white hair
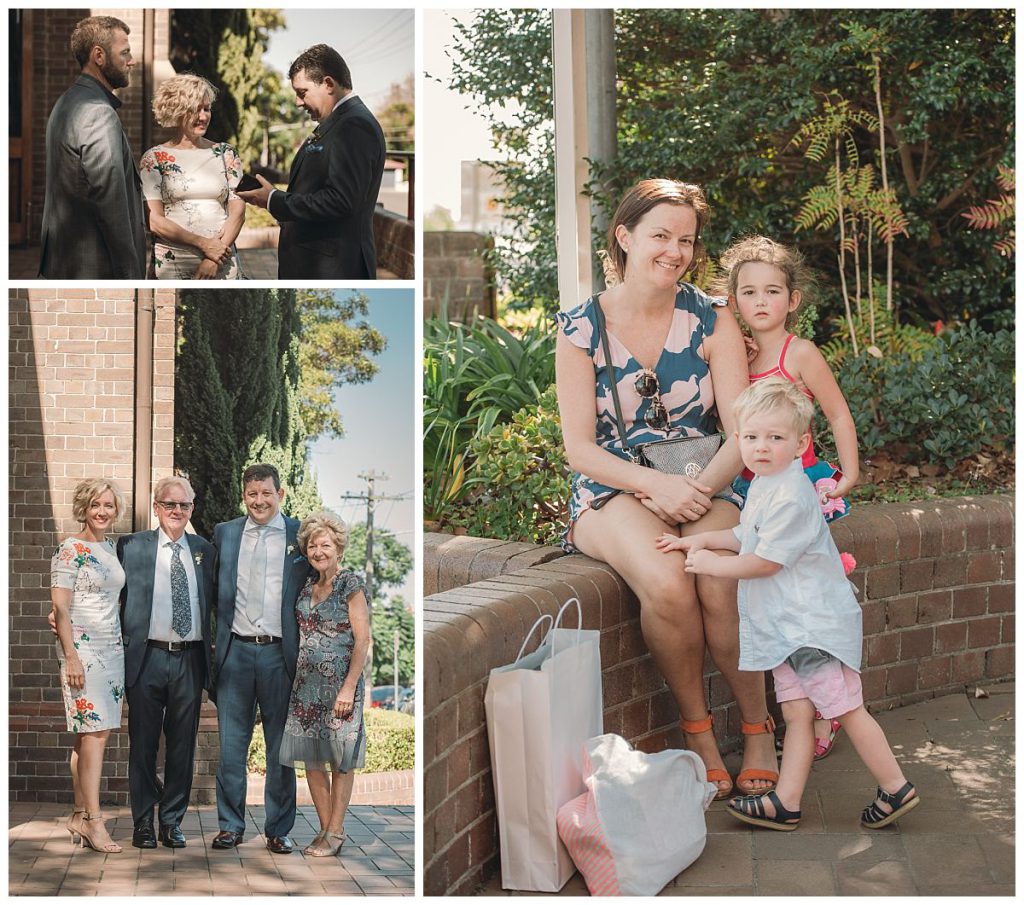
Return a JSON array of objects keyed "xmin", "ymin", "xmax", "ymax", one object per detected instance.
[{"xmin": 117, "ymin": 476, "xmax": 217, "ymax": 850}]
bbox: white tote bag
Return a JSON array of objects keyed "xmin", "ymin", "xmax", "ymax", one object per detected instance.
[
  {"xmin": 556, "ymin": 734, "xmax": 718, "ymax": 896},
  {"xmin": 484, "ymin": 598, "xmax": 603, "ymax": 892}
]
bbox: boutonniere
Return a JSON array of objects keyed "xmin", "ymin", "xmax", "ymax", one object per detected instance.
[
  {"xmin": 307, "ymin": 144, "xmax": 324, "ymax": 153},
  {"xmin": 193, "ymin": 552, "xmax": 204, "ymax": 566},
  {"xmin": 287, "ymin": 544, "xmax": 296, "ymax": 556}
]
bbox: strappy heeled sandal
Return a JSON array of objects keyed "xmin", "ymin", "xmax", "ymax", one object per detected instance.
[
  {"xmin": 728, "ymin": 790, "xmax": 801, "ymax": 831},
  {"xmin": 679, "ymin": 713, "xmax": 733, "ymax": 801},
  {"xmin": 307, "ymin": 830, "xmax": 345, "ymax": 857},
  {"xmin": 303, "ymin": 831, "xmax": 326, "ymax": 855},
  {"xmin": 861, "ymin": 781, "xmax": 920, "ymax": 828},
  {"xmin": 735, "ymin": 715, "xmax": 780, "ymax": 793},
  {"xmin": 66, "ymin": 808, "xmax": 87, "ymax": 843},
  {"xmin": 79, "ymin": 812, "xmax": 122, "ymax": 853}
]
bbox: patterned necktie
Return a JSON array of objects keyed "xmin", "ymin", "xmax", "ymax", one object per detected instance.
[
  {"xmin": 246, "ymin": 525, "xmax": 268, "ymax": 622},
  {"xmin": 168, "ymin": 542, "xmax": 192, "ymax": 639}
]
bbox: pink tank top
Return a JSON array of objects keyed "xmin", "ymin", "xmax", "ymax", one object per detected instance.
[{"xmin": 746, "ymin": 333, "xmax": 817, "ymax": 470}]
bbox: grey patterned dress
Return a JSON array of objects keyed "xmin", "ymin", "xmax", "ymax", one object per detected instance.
[{"xmin": 279, "ymin": 570, "xmax": 368, "ymax": 772}]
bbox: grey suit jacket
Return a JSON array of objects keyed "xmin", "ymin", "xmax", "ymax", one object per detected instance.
[{"xmin": 39, "ymin": 74, "xmax": 147, "ymax": 279}]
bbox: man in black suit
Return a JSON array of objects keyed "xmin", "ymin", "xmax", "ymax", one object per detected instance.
[
  {"xmin": 238, "ymin": 44, "xmax": 386, "ymax": 279},
  {"xmin": 117, "ymin": 476, "xmax": 216, "ymax": 849}
]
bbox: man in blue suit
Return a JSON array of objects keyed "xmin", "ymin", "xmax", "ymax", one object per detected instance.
[
  {"xmin": 210, "ymin": 464, "xmax": 312, "ymax": 854},
  {"xmin": 118, "ymin": 476, "xmax": 216, "ymax": 849}
]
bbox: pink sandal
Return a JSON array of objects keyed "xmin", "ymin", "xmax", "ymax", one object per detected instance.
[{"xmin": 813, "ymin": 711, "xmax": 842, "ymax": 760}]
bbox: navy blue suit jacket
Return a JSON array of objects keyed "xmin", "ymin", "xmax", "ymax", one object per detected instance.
[
  {"xmin": 212, "ymin": 515, "xmax": 312, "ymax": 693},
  {"xmin": 117, "ymin": 530, "xmax": 217, "ymax": 690}
]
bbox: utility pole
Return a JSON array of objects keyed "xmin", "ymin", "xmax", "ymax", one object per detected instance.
[{"xmin": 338, "ymin": 470, "xmax": 405, "ymax": 707}]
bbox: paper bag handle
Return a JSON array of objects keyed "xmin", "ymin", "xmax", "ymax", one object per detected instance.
[
  {"xmin": 549, "ymin": 597, "xmax": 583, "ymax": 659},
  {"xmin": 513, "ymin": 613, "xmax": 554, "ymax": 664}
]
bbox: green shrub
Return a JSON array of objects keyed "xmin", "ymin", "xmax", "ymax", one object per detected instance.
[
  {"xmin": 452, "ymin": 384, "xmax": 570, "ymax": 545},
  {"xmin": 819, "ymin": 321, "xmax": 1014, "ymax": 468},
  {"xmin": 360, "ymin": 708, "xmax": 415, "ymax": 773}
]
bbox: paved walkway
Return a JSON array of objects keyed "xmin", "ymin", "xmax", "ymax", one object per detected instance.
[
  {"xmin": 9, "ymin": 803, "xmax": 414, "ymax": 896},
  {"xmin": 8, "ymin": 246, "xmax": 399, "ymax": 280},
  {"xmin": 478, "ymin": 684, "xmax": 1015, "ymax": 896}
]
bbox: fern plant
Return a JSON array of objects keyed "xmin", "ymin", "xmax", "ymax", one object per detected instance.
[
  {"xmin": 962, "ymin": 165, "xmax": 1015, "ymax": 257},
  {"xmin": 818, "ymin": 292, "xmax": 936, "ymax": 367}
]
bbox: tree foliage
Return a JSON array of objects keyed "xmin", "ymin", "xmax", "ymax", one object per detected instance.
[
  {"xmin": 341, "ymin": 523, "xmax": 414, "ymax": 596},
  {"xmin": 444, "ymin": 9, "xmax": 1014, "ymax": 327},
  {"xmin": 170, "ymin": 9, "xmax": 288, "ymax": 169},
  {"xmin": 376, "ymin": 74, "xmax": 415, "ymax": 152}
]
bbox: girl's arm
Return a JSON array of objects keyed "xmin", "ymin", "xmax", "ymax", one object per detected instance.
[
  {"xmin": 556, "ymin": 332, "xmax": 716, "ymax": 524},
  {"xmin": 790, "ymin": 339, "xmax": 860, "ymax": 499}
]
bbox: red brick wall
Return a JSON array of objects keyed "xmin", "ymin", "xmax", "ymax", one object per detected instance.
[
  {"xmin": 422, "ymin": 495, "xmax": 1015, "ymax": 895},
  {"xmin": 424, "ymin": 232, "xmax": 497, "ymax": 320},
  {"xmin": 8, "ymin": 288, "xmax": 177, "ymax": 805}
]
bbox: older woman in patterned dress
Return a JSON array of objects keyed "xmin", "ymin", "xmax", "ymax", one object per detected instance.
[
  {"xmin": 279, "ymin": 510, "xmax": 371, "ymax": 857},
  {"xmin": 51, "ymin": 478, "xmax": 127, "ymax": 853}
]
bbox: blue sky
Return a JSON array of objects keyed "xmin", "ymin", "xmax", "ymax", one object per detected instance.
[
  {"xmin": 308, "ymin": 289, "xmax": 415, "ymax": 605},
  {"xmin": 264, "ymin": 8, "xmax": 414, "ymax": 113}
]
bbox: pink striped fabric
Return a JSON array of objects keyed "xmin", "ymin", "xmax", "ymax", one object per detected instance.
[{"xmin": 556, "ymin": 790, "xmax": 619, "ymax": 896}]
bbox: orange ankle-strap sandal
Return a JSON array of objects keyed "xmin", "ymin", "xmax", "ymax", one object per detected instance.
[
  {"xmin": 736, "ymin": 715, "xmax": 779, "ymax": 793},
  {"xmin": 679, "ymin": 713, "xmax": 733, "ymax": 801}
]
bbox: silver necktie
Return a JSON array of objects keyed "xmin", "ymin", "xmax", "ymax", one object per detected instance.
[{"xmin": 246, "ymin": 525, "xmax": 268, "ymax": 623}]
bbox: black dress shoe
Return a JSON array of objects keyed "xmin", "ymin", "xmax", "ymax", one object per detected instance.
[
  {"xmin": 211, "ymin": 830, "xmax": 244, "ymax": 849},
  {"xmin": 132, "ymin": 820, "xmax": 157, "ymax": 849},
  {"xmin": 159, "ymin": 824, "xmax": 186, "ymax": 848},
  {"xmin": 266, "ymin": 835, "xmax": 294, "ymax": 854}
]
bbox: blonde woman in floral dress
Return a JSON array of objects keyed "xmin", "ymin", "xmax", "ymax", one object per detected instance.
[
  {"xmin": 51, "ymin": 479, "xmax": 127, "ymax": 853},
  {"xmin": 279, "ymin": 511, "xmax": 371, "ymax": 858},
  {"xmin": 140, "ymin": 74, "xmax": 244, "ymax": 278}
]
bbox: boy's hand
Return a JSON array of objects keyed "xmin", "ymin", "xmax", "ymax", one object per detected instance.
[
  {"xmin": 656, "ymin": 533, "xmax": 704, "ymax": 554},
  {"xmin": 684, "ymin": 548, "xmax": 719, "ymax": 575}
]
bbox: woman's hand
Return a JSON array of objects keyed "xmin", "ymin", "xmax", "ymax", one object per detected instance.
[
  {"xmin": 334, "ymin": 685, "xmax": 356, "ymax": 720},
  {"xmin": 65, "ymin": 653, "xmax": 85, "ymax": 690},
  {"xmin": 743, "ymin": 333, "xmax": 759, "ymax": 364},
  {"xmin": 194, "ymin": 259, "xmax": 219, "ymax": 280},
  {"xmin": 641, "ymin": 472, "xmax": 714, "ymax": 523},
  {"xmin": 199, "ymin": 237, "xmax": 231, "ymax": 264}
]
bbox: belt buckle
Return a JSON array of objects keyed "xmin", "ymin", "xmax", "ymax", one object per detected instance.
[
  {"xmin": 255, "ymin": 635, "xmax": 271, "ymax": 645},
  {"xmin": 168, "ymin": 640, "xmax": 185, "ymax": 652}
]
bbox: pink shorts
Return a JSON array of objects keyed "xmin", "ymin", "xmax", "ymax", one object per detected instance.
[{"xmin": 772, "ymin": 649, "xmax": 863, "ymax": 719}]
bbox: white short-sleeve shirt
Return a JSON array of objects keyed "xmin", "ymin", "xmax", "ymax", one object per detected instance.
[{"xmin": 733, "ymin": 459, "xmax": 862, "ymax": 672}]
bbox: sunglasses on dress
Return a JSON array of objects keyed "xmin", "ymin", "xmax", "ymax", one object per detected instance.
[{"xmin": 635, "ymin": 368, "xmax": 670, "ymax": 431}]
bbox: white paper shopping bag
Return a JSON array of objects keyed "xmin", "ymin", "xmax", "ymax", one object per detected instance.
[{"xmin": 484, "ymin": 598, "xmax": 603, "ymax": 891}]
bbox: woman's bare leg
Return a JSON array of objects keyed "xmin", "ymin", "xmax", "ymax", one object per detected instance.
[
  {"xmin": 573, "ymin": 494, "xmax": 729, "ymax": 792},
  {"xmin": 305, "ymin": 768, "xmax": 333, "ymax": 832},
  {"xmin": 682, "ymin": 500, "xmax": 778, "ymax": 791},
  {"xmin": 327, "ymin": 770, "xmax": 355, "ymax": 834}
]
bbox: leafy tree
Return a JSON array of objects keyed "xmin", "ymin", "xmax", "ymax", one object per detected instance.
[
  {"xmin": 296, "ymin": 290, "xmax": 387, "ymax": 438},
  {"xmin": 170, "ymin": 10, "xmax": 287, "ymax": 168},
  {"xmin": 444, "ymin": 9, "xmax": 1014, "ymax": 328},
  {"xmin": 376, "ymin": 74, "xmax": 415, "ymax": 152},
  {"xmin": 341, "ymin": 523, "xmax": 414, "ymax": 595},
  {"xmin": 424, "ymin": 205, "xmax": 456, "ymax": 231},
  {"xmin": 369, "ymin": 597, "xmax": 414, "ymax": 687}
]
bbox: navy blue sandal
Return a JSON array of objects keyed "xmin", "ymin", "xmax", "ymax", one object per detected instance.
[
  {"xmin": 727, "ymin": 790, "xmax": 800, "ymax": 831},
  {"xmin": 861, "ymin": 781, "xmax": 920, "ymax": 828}
]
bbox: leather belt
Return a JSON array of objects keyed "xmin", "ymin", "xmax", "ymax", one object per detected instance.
[
  {"xmin": 147, "ymin": 639, "xmax": 201, "ymax": 652},
  {"xmin": 232, "ymin": 632, "xmax": 281, "ymax": 645}
]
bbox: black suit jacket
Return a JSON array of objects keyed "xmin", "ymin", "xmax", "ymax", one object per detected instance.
[
  {"xmin": 212, "ymin": 515, "xmax": 313, "ymax": 692},
  {"xmin": 117, "ymin": 530, "xmax": 217, "ymax": 691},
  {"xmin": 269, "ymin": 96, "xmax": 386, "ymax": 279}
]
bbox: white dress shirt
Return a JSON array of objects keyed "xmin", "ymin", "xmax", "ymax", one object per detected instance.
[
  {"xmin": 150, "ymin": 528, "xmax": 202, "ymax": 642},
  {"xmin": 231, "ymin": 512, "xmax": 286, "ymax": 637},
  {"xmin": 733, "ymin": 459, "xmax": 862, "ymax": 672}
]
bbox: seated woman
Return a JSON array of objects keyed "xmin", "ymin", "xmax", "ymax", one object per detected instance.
[
  {"xmin": 555, "ymin": 178, "xmax": 778, "ymax": 799},
  {"xmin": 140, "ymin": 74, "xmax": 244, "ymax": 279},
  {"xmin": 279, "ymin": 510, "xmax": 371, "ymax": 857},
  {"xmin": 51, "ymin": 478, "xmax": 127, "ymax": 853}
]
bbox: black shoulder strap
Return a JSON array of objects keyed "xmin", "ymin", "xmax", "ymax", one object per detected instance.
[{"xmin": 593, "ymin": 298, "xmax": 637, "ymax": 462}]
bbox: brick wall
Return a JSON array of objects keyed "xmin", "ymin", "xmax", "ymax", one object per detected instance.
[
  {"xmin": 8, "ymin": 288, "xmax": 178, "ymax": 805},
  {"xmin": 26, "ymin": 9, "xmax": 171, "ymax": 242},
  {"xmin": 422, "ymin": 495, "xmax": 1015, "ymax": 895},
  {"xmin": 424, "ymin": 231, "xmax": 497, "ymax": 321},
  {"xmin": 373, "ymin": 208, "xmax": 415, "ymax": 280}
]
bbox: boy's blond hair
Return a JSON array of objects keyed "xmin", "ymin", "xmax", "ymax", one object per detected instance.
[{"xmin": 733, "ymin": 377, "xmax": 814, "ymax": 435}]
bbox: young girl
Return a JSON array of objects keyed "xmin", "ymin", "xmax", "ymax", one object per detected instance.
[
  {"xmin": 657, "ymin": 378, "xmax": 920, "ymax": 832},
  {"xmin": 718, "ymin": 236, "xmax": 858, "ymax": 522}
]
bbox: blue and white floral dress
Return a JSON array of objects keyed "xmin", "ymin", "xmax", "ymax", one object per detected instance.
[
  {"xmin": 279, "ymin": 571, "xmax": 368, "ymax": 773},
  {"xmin": 51, "ymin": 537, "xmax": 126, "ymax": 733},
  {"xmin": 556, "ymin": 284, "xmax": 743, "ymax": 551}
]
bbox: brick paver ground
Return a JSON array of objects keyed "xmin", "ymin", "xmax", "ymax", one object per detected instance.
[
  {"xmin": 478, "ymin": 683, "xmax": 1015, "ymax": 896},
  {"xmin": 8, "ymin": 246, "xmax": 399, "ymax": 280},
  {"xmin": 9, "ymin": 803, "xmax": 414, "ymax": 896}
]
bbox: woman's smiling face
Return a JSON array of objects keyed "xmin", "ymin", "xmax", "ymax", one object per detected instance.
[{"xmin": 617, "ymin": 202, "xmax": 697, "ymax": 288}]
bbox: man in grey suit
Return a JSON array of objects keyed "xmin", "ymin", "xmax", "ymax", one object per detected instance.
[
  {"xmin": 39, "ymin": 15, "xmax": 147, "ymax": 279},
  {"xmin": 210, "ymin": 464, "xmax": 313, "ymax": 855},
  {"xmin": 117, "ymin": 476, "xmax": 217, "ymax": 849}
]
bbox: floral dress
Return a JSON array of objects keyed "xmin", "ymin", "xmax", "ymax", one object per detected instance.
[
  {"xmin": 51, "ymin": 538, "xmax": 126, "ymax": 733},
  {"xmin": 556, "ymin": 284, "xmax": 743, "ymax": 552},
  {"xmin": 139, "ymin": 142, "xmax": 242, "ymax": 279},
  {"xmin": 279, "ymin": 571, "xmax": 368, "ymax": 773}
]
